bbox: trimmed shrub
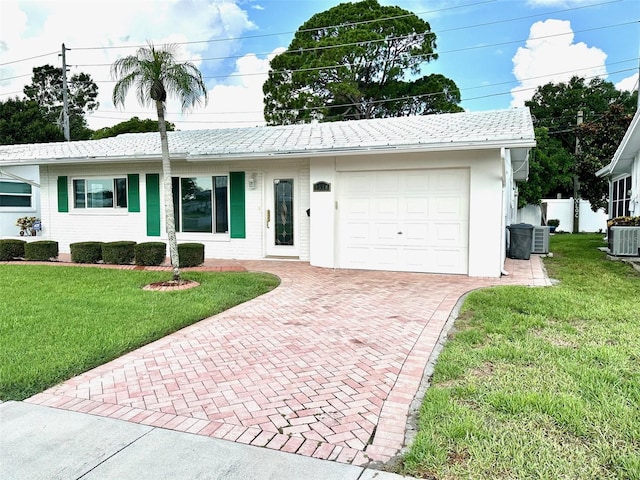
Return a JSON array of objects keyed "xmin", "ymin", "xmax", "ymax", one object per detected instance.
[
  {"xmin": 24, "ymin": 241, "xmax": 59, "ymax": 261},
  {"xmin": 135, "ymin": 242, "xmax": 167, "ymax": 266},
  {"xmin": 70, "ymin": 242, "xmax": 104, "ymax": 264},
  {"xmin": 178, "ymin": 243, "xmax": 205, "ymax": 268},
  {"xmin": 0, "ymin": 239, "xmax": 26, "ymax": 261},
  {"xmin": 102, "ymin": 241, "xmax": 136, "ymax": 265}
]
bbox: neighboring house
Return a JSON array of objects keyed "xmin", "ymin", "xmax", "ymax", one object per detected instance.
[
  {"xmin": 597, "ymin": 110, "xmax": 640, "ymax": 218},
  {"xmin": 0, "ymin": 108, "xmax": 535, "ymax": 277},
  {"xmin": 0, "ymin": 165, "xmax": 40, "ymax": 237}
]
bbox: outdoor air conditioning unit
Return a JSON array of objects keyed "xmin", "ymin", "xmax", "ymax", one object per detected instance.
[
  {"xmin": 531, "ymin": 226, "xmax": 550, "ymax": 254},
  {"xmin": 609, "ymin": 226, "xmax": 640, "ymax": 256}
]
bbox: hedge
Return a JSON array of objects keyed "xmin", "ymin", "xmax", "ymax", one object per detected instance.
[
  {"xmin": 134, "ymin": 242, "xmax": 167, "ymax": 266},
  {"xmin": 0, "ymin": 239, "xmax": 26, "ymax": 261},
  {"xmin": 70, "ymin": 242, "xmax": 104, "ymax": 264},
  {"xmin": 178, "ymin": 243, "xmax": 205, "ymax": 268},
  {"xmin": 24, "ymin": 240, "xmax": 59, "ymax": 261},
  {"xmin": 102, "ymin": 241, "xmax": 136, "ymax": 265}
]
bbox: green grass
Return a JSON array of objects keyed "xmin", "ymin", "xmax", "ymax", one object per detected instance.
[
  {"xmin": 0, "ymin": 266, "xmax": 279, "ymax": 401},
  {"xmin": 400, "ymin": 234, "xmax": 640, "ymax": 480}
]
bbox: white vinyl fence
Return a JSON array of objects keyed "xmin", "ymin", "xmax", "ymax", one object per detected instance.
[{"xmin": 517, "ymin": 198, "xmax": 608, "ymax": 233}]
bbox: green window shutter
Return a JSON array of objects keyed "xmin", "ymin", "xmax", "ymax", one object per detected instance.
[
  {"xmin": 146, "ymin": 174, "xmax": 161, "ymax": 236},
  {"xmin": 57, "ymin": 176, "xmax": 68, "ymax": 213},
  {"xmin": 127, "ymin": 174, "xmax": 140, "ymax": 212},
  {"xmin": 229, "ymin": 171, "xmax": 246, "ymax": 239}
]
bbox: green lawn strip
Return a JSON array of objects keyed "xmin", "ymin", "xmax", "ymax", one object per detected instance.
[
  {"xmin": 0, "ymin": 265, "xmax": 279, "ymax": 401},
  {"xmin": 400, "ymin": 234, "xmax": 640, "ymax": 480}
]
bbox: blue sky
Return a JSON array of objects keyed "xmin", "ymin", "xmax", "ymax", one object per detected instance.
[{"xmin": 0, "ymin": 0, "xmax": 638, "ymax": 130}]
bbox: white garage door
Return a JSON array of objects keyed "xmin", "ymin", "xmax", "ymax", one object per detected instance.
[{"xmin": 338, "ymin": 168, "xmax": 469, "ymax": 274}]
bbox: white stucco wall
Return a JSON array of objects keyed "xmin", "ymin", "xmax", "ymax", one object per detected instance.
[
  {"xmin": 39, "ymin": 158, "xmax": 310, "ymax": 261},
  {"xmin": 0, "ymin": 165, "xmax": 40, "ymax": 238}
]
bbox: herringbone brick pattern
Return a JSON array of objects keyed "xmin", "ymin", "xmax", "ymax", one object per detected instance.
[{"xmin": 27, "ymin": 256, "xmax": 551, "ymax": 466}]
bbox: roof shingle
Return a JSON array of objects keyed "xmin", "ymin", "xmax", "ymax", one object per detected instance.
[{"xmin": 0, "ymin": 108, "xmax": 535, "ymax": 166}]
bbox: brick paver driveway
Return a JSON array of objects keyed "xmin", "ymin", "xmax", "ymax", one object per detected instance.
[{"xmin": 28, "ymin": 257, "xmax": 551, "ymax": 466}]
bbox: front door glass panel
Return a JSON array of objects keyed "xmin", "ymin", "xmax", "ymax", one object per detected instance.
[{"xmin": 274, "ymin": 178, "xmax": 294, "ymax": 246}]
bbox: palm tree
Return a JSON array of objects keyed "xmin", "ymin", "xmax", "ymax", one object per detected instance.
[{"xmin": 111, "ymin": 42, "xmax": 208, "ymax": 281}]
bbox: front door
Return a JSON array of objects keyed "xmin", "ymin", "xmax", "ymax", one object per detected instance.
[{"xmin": 265, "ymin": 175, "xmax": 298, "ymax": 257}]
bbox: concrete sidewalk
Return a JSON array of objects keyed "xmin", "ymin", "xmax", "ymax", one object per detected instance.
[{"xmin": 1, "ymin": 401, "xmax": 411, "ymax": 480}]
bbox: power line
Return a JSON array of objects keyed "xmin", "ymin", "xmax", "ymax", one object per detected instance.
[{"xmin": 0, "ymin": 0, "xmax": 622, "ymax": 71}]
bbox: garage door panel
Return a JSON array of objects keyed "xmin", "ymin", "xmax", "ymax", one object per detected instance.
[
  {"xmin": 403, "ymin": 223, "xmax": 429, "ymax": 244},
  {"xmin": 374, "ymin": 222, "xmax": 402, "ymax": 242},
  {"xmin": 432, "ymin": 196, "xmax": 466, "ymax": 217},
  {"xmin": 345, "ymin": 198, "xmax": 371, "ymax": 218},
  {"xmin": 375, "ymin": 197, "xmax": 400, "ymax": 217},
  {"xmin": 433, "ymin": 223, "xmax": 465, "ymax": 243},
  {"xmin": 344, "ymin": 221, "xmax": 370, "ymax": 242},
  {"xmin": 375, "ymin": 171, "xmax": 400, "ymax": 193},
  {"xmin": 340, "ymin": 168, "xmax": 469, "ymax": 274}
]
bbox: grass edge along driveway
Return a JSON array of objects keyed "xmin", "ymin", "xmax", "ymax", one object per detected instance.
[
  {"xmin": 0, "ymin": 267, "xmax": 279, "ymax": 401},
  {"xmin": 399, "ymin": 234, "xmax": 640, "ymax": 480}
]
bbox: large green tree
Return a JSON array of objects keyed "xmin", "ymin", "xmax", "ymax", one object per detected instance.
[
  {"xmin": 0, "ymin": 97, "xmax": 65, "ymax": 145},
  {"xmin": 91, "ymin": 116, "xmax": 175, "ymax": 140},
  {"xmin": 263, "ymin": 0, "xmax": 462, "ymax": 125},
  {"xmin": 523, "ymin": 76, "xmax": 637, "ymax": 205},
  {"xmin": 23, "ymin": 64, "xmax": 99, "ymax": 140},
  {"xmin": 111, "ymin": 42, "xmax": 208, "ymax": 281},
  {"xmin": 576, "ymin": 103, "xmax": 635, "ymax": 211}
]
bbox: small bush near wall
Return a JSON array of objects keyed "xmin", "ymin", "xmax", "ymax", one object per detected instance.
[
  {"xmin": 0, "ymin": 239, "xmax": 26, "ymax": 261},
  {"xmin": 178, "ymin": 243, "xmax": 205, "ymax": 268},
  {"xmin": 70, "ymin": 242, "xmax": 104, "ymax": 264},
  {"xmin": 24, "ymin": 241, "xmax": 59, "ymax": 261},
  {"xmin": 102, "ymin": 241, "xmax": 136, "ymax": 265},
  {"xmin": 135, "ymin": 242, "xmax": 167, "ymax": 266}
]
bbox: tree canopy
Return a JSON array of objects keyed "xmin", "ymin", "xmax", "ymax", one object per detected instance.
[
  {"xmin": 0, "ymin": 97, "xmax": 65, "ymax": 145},
  {"xmin": 91, "ymin": 116, "xmax": 176, "ymax": 140},
  {"xmin": 576, "ymin": 103, "xmax": 635, "ymax": 211},
  {"xmin": 521, "ymin": 76, "xmax": 637, "ymax": 208},
  {"xmin": 263, "ymin": 0, "xmax": 462, "ymax": 125},
  {"xmin": 23, "ymin": 64, "xmax": 99, "ymax": 140}
]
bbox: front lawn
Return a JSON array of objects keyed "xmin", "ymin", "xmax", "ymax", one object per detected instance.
[
  {"xmin": 401, "ymin": 234, "xmax": 640, "ymax": 479},
  {"xmin": 0, "ymin": 266, "xmax": 279, "ymax": 401}
]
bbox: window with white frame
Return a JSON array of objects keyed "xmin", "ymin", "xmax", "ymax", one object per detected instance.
[
  {"xmin": 73, "ymin": 178, "xmax": 127, "ymax": 209},
  {"xmin": 612, "ymin": 176, "xmax": 631, "ymax": 217},
  {"xmin": 0, "ymin": 180, "xmax": 32, "ymax": 208},
  {"xmin": 173, "ymin": 176, "xmax": 228, "ymax": 233}
]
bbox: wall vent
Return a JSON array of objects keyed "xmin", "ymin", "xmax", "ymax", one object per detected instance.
[
  {"xmin": 610, "ymin": 226, "xmax": 640, "ymax": 256},
  {"xmin": 531, "ymin": 226, "xmax": 550, "ymax": 254}
]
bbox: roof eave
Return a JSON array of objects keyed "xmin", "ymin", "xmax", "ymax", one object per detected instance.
[{"xmin": 186, "ymin": 139, "xmax": 536, "ymax": 162}]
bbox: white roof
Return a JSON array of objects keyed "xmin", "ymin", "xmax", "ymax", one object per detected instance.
[{"xmin": 0, "ymin": 108, "xmax": 535, "ymax": 166}]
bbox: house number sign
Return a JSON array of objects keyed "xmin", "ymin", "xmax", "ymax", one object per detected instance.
[{"xmin": 313, "ymin": 181, "xmax": 331, "ymax": 192}]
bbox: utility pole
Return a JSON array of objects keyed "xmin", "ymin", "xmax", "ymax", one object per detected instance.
[
  {"xmin": 573, "ymin": 110, "xmax": 583, "ymax": 234},
  {"xmin": 60, "ymin": 43, "xmax": 70, "ymax": 141}
]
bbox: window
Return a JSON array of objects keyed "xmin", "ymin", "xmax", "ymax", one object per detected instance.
[
  {"xmin": 173, "ymin": 176, "xmax": 228, "ymax": 233},
  {"xmin": 612, "ymin": 176, "xmax": 631, "ymax": 217},
  {"xmin": 0, "ymin": 181, "xmax": 32, "ymax": 208},
  {"xmin": 73, "ymin": 178, "xmax": 127, "ymax": 209}
]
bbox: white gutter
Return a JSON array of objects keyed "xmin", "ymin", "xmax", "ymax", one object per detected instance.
[{"xmin": 185, "ymin": 139, "xmax": 537, "ymax": 162}]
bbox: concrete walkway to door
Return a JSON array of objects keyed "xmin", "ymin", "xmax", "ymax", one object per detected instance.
[{"xmin": 26, "ymin": 256, "xmax": 552, "ymax": 467}]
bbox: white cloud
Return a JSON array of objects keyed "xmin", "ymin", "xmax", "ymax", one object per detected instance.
[
  {"xmin": 510, "ymin": 19, "xmax": 607, "ymax": 107},
  {"xmin": 616, "ymin": 73, "xmax": 639, "ymax": 93},
  {"xmin": 0, "ymin": 0, "xmax": 263, "ymax": 132},
  {"xmin": 166, "ymin": 47, "xmax": 285, "ymax": 130}
]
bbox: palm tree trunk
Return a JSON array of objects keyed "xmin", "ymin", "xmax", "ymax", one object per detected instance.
[{"xmin": 156, "ymin": 100, "xmax": 181, "ymax": 281}]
